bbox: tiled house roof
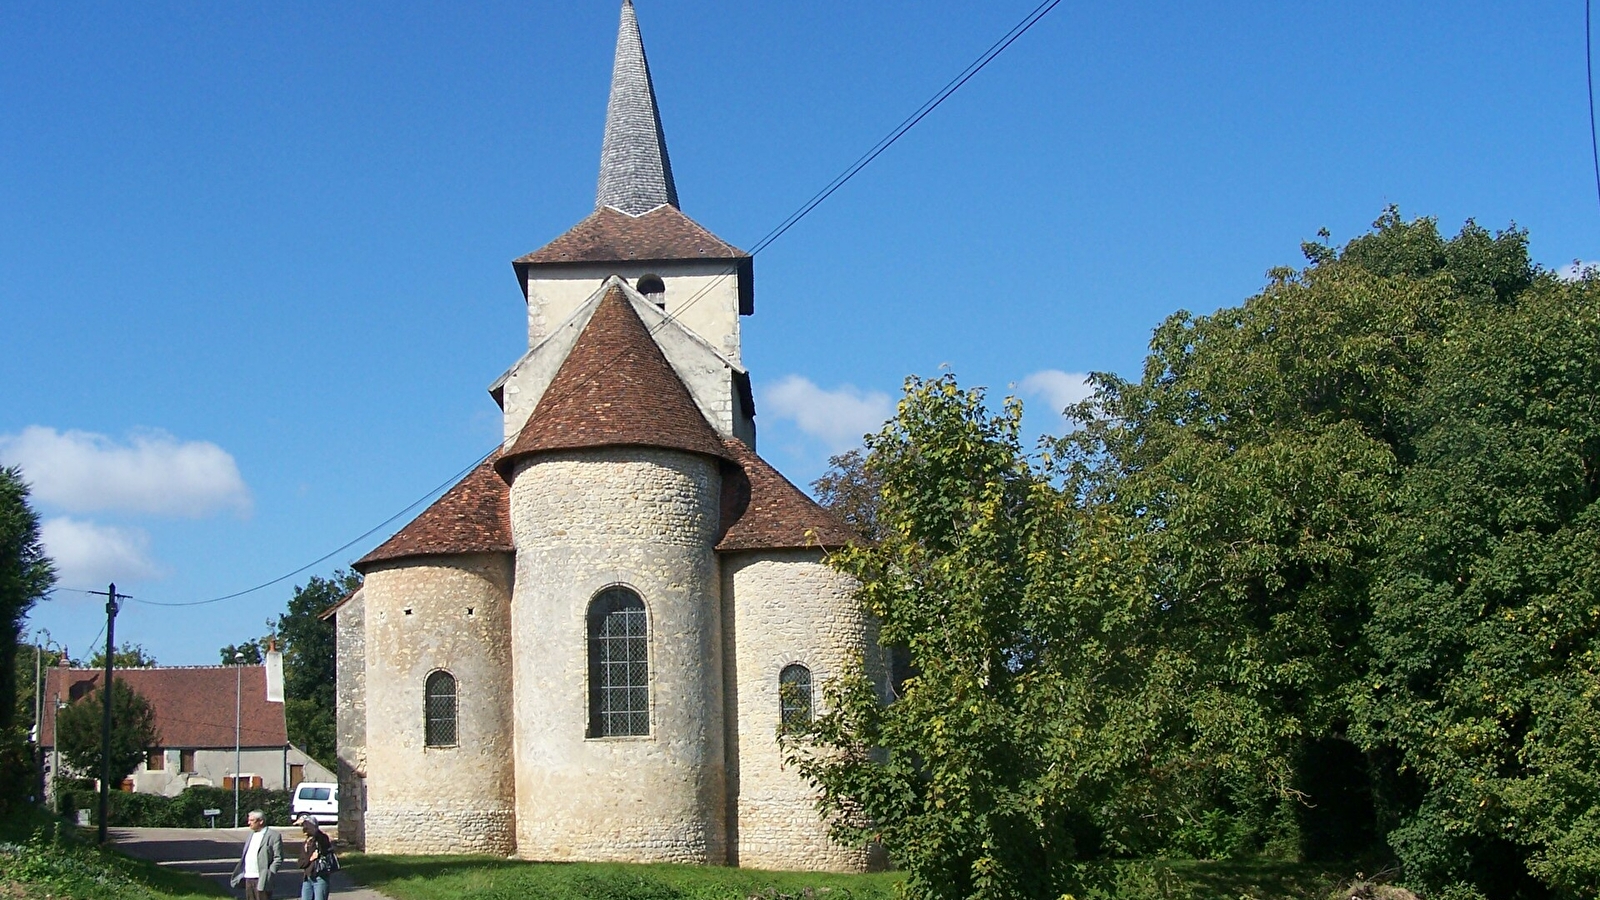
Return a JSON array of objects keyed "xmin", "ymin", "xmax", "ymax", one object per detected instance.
[
  {"xmin": 355, "ymin": 455, "xmax": 512, "ymax": 571},
  {"xmin": 39, "ymin": 666, "xmax": 288, "ymax": 749},
  {"xmin": 717, "ymin": 438, "xmax": 857, "ymax": 552},
  {"xmin": 498, "ymin": 286, "xmax": 730, "ymax": 475}
]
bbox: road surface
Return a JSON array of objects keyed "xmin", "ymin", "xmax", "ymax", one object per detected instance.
[{"xmin": 108, "ymin": 827, "xmax": 392, "ymax": 899}]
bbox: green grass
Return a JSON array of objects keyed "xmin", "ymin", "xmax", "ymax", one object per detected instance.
[
  {"xmin": 0, "ymin": 808, "xmax": 228, "ymax": 900},
  {"xmin": 346, "ymin": 854, "xmax": 904, "ymax": 900},
  {"xmin": 345, "ymin": 854, "xmax": 1353, "ymax": 900}
]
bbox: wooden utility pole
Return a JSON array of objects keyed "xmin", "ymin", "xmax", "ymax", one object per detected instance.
[{"xmin": 87, "ymin": 583, "xmax": 119, "ymax": 844}]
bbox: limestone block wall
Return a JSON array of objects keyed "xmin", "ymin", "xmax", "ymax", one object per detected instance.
[
  {"xmin": 333, "ymin": 590, "xmax": 367, "ymax": 847},
  {"xmin": 722, "ymin": 550, "xmax": 884, "ymax": 872},
  {"xmin": 525, "ymin": 261, "xmax": 743, "ymax": 363},
  {"xmin": 508, "ymin": 448, "xmax": 727, "ymax": 863},
  {"xmin": 362, "ymin": 553, "xmax": 516, "ymax": 855}
]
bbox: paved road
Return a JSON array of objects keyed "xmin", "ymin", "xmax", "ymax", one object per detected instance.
[{"xmin": 108, "ymin": 827, "xmax": 393, "ymax": 899}]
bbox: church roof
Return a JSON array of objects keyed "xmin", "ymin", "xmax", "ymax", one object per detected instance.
[
  {"xmin": 717, "ymin": 438, "xmax": 857, "ymax": 552},
  {"xmin": 498, "ymin": 285, "xmax": 729, "ymax": 473},
  {"xmin": 596, "ymin": 0, "xmax": 677, "ymax": 217},
  {"xmin": 514, "ymin": 204, "xmax": 747, "ymax": 267},
  {"xmin": 355, "ymin": 455, "xmax": 513, "ymax": 571}
]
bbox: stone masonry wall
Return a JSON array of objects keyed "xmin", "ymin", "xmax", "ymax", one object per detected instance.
[
  {"xmin": 525, "ymin": 262, "xmax": 742, "ymax": 364},
  {"xmin": 723, "ymin": 550, "xmax": 884, "ymax": 872},
  {"xmin": 362, "ymin": 553, "xmax": 517, "ymax": 855},
  {"xmin": 334, "ymin": 589, "xmax": 367, "ymax": 847},
  {"xmin": 508, "ymin": 448, "xmax": 727, "ymax": 863}
]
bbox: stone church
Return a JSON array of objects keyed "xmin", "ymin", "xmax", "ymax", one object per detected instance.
[{"xmin": 324, "ymin": 1, "xmax": 883, "ymax": 872}]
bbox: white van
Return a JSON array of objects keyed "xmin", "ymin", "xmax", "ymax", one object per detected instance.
[{"xmin": 291, "ymin": 782, "xmax": 338, "ymax": 825}]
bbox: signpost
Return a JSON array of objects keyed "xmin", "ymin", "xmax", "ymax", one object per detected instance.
[{"xmin": 203, "ymin": 807, "xmax": 222, "ymax": 828}]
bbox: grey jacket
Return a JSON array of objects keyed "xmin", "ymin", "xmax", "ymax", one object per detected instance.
[{"xmin": 229, "ymin": 827, "xmax": 285, "ymax": 891}]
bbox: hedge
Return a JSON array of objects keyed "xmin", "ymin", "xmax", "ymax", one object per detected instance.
[{"xmin": 59, "ymin": 785, "xmax": 293, "ymax": 828}]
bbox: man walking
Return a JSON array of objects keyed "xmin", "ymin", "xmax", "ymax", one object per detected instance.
[{"xmin": 229, "ymin": 809, "xmax": 285, "ymax": 899}]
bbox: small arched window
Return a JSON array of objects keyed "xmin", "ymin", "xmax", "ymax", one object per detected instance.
[
  {"xmin": 779, "ymin": 664, "xmax": 812, "ymax": 726},
  {"xmin": 424, "ymin": 671, "xmax": 457, "ymax": 747},
  {"xmin": 636, "ymin": 273, "xmax": 666, "ymax": 308},
  {"xmin": 588, "ymin": 588, "xmax": 649, "ymax": 737}
]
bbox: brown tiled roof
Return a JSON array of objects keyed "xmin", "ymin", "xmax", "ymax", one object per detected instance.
[
  {"xmin": 717, "ymin": 438, "xmax": 856, "ymax": 551},
  {"xmin": 355, "ymin": 455, "xmax": 512, "ymax": 571},
  {"xmin": 515, "ymin": 205, "xmax": 746, "ymax": 266},
  {"xmin": 39, "ymin": 666, "xmax": 287, "ymax": 749},
  {"xmin": 498, "ymin": 286, "xmax": 730, "ymax": 474}
]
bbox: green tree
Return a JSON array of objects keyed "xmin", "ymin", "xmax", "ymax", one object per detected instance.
[
  {"xmin": 0, "ymin": 467, "xmax": 55, "ymax": 813},
  {"xmin": 0, "ymin": 468, "xmax": 55, "ymax": 734},
  {"xmin": 791, "ymin": 375, "xmax": 1226, "ymax": 900},
  {"xmin": 1062, "ymin": 207, "xmax": 1597, "ymax": 897},
  {"xmin": 54, "ymin": 679, "xmax": 160, "ymax": 787},
  {"xmin": 1348, "ymin": 267, "xmax": 1600, "ymax": 898},
  {"xmin": 279, "ymin": 571, "xmax": 359, "ymax": 769},
  {"xmin": 219, "ymin": 640, "xmax": 264, "ymax": 665},
  {"xmin": 13, "ymin": 641, "xmax": 68, "ymax": 737},
  {"xmin": 87, "ymin": 641, "xmax": 157, "ymax": 669},
  {"xmin": 812, "ymin": 448, "xmax": 883, "ymax": 542}
]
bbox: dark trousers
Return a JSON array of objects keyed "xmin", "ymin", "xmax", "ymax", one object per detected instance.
[{"xmin": 243, "ymin": 878, "xmax": 271, "ymax": 900}]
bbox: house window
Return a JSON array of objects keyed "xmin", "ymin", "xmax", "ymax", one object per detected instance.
[
  {"xmin": 179, "ymin": 750, "xmax": 196, "ymax": 773},
  {"xmin": 780, "ymin": 664, "xmax": 813, "ymax": 726},
  {"xmin": 587, "ymin": 587, "xmax": 649, "ymax": 737},
  {"xmin": 424, "ymin": 671, "xmax": 457, "ymax": 747},
  {"xmin": 146, "ymin": 750, "xmax": 165, "ymax": 771}
]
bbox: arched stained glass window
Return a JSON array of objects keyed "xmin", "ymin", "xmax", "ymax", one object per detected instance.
[
  {"xmin": 424, "ymin": 671, "xmax": 457, "ymax": 747},
  {"xmin": 779, "ymin": 663, "xmax": 812, "ymax": 726},
  {"xmin": 588, "ymin": 588, "xmax": 649, "ymax": 737}
]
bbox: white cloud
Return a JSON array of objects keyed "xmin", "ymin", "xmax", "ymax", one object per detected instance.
[
  {"xmin": 0, "ymin": 426, "xmax": 250, "ymax": 517},
  {"xmin": 762, "ymin": 375, "xmax": 893, "ymax": 451},
  {"xmin": 1018, "ymin": 370, "xmax": 1094, "ymax": 419},
  {"xmin": 1557, "ymin": 260, "xmax": 1600, "ymax": 281},
  {"xmin": 40, "ymin": 517, "xmax": 164, "ymax": 588}
]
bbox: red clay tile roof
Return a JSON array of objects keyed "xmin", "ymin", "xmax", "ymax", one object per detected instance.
[
  {"xmin": 355, "ymin": 455, "xmax": 512, "ymax": 571},
  {"xmin": 515, "ymin": 205, "xmax": 746, "ymax": 266},
  {"xmin": 717, "ymin": 438, "xmax": 856, "ymax": 551},
  {"xmin": 498, "ymin": 286, "xmax": 730, "ymax": 474},
  {"xmin": 39, "ymin": 666, "xmax": 287, "ymax": 749}
]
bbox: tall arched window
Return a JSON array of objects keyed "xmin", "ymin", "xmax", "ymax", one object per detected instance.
[
  {"xmin": 779, "ymin": 663, "xmax": 812, "ymax": 726},
  {"xmin": 424, "ymin": 671, "xmax": 457, "ymax": 747},
  {"xmin": 588, "ymin": 587, "xmax": 649, "ymax": 737}
]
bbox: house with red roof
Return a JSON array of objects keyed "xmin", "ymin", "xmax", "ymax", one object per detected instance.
[
  {"xmin": 38, "ymin": 664, "xmax": 334, "ymax": 797},
  {"xmin": 327, "ymin": 2, "xmax": 884, "ymax": 872}
]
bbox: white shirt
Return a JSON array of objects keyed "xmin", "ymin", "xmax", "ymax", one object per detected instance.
[{"xmin": 242, "ymin": 829, "xmax": 266, "ymax": 879}]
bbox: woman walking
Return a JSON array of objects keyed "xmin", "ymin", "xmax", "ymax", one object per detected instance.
[{"xmin": 296, "ymin": 817, "xmax": 334, "ymax": 900}]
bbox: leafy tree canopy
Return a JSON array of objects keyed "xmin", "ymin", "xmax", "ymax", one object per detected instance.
[
  {"xmin": 1, "ymin": 467, "xmax": 55, "ymax": 734},
  {"xmin": 803, "ymin": 209, "xmax": 1598, "ymax": 900},
  {"xmin": 55, "ymin": 679, "xmax": 159, "ymax": 787},
  {"xmin": 219, "ymin": 640, "xmax": 264, "ymax": 665},
  {"xmin": 87, "ymin": 642, "xmax": 157, "ymax": 669},
  {"xmin": 279, "ymin": 571, "xmax": 358, "ymax": 769}
]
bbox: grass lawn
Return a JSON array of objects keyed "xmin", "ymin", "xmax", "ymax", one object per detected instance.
[
  {"xmin": 0, "ymin": 808, "xmax": 227, "ymax": 900},
  {"xmin": 346, "ymin": 854, "xmax": 904, "ymax": 900},
  {"xmin": 345, "ymin": 854, "xmax": 1352, "ymax": 900}
]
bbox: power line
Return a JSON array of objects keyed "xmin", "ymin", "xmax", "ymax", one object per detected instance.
[
  {"xmin": 109, "ymin": 1, "xmax": 1064, "ymax": 611},
  {"xmin": 1588, "ymin": 0, "xmax": 1600, "ymax": 213},
  {"xmin": 128, "ymin": 449, "xmax": 493, "ymax": 608},
  {"xmin": 748, "ymin": 0, "xmax": 1064, "ymax": 257}
]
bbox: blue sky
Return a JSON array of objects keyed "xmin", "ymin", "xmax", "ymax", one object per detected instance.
[{"xmin": 3, "ymin": 1, "xmax": 1595, "ymax": 665}]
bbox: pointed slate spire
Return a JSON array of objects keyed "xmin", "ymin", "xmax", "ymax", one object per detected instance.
[{"xmin": 596, "ymin": 1, "xmax": 679, "ymax": 217}]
